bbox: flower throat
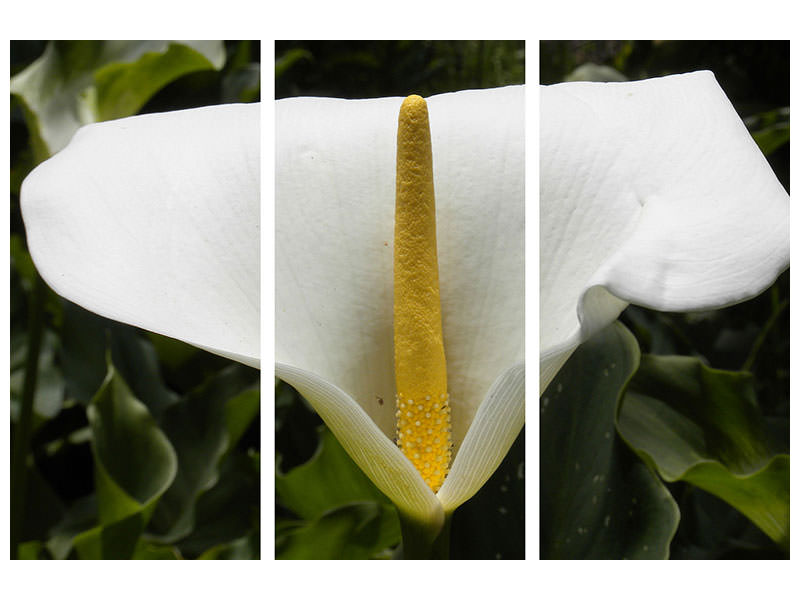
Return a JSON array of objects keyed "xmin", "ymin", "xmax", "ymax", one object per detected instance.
[{"xmin": 393, "ymin": 95, "xmax": 452, "ymax": 492}]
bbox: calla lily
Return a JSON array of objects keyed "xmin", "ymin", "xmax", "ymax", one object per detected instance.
[
  {"xmin": 276, "ymin": 86, "xmax": 524, "ymax": 540},
  {"xmin": 540, "ymin": 71, "xmax": 789, "ymax": 392},
  {"xmin": 21, "ymin": 103, "xmax": 261, "ymax": 368}
]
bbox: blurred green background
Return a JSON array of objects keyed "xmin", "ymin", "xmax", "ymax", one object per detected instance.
[
  {"xmin": 10, "ymin": 41, "xmax": 261, "ymax": 559},
  {"xmin": 541, "ymin": 40, "xmax": 789, "ymax": 559},
  {"xmin": 275, "ymin": 40, "xmax": 525, "ymax": 560}
]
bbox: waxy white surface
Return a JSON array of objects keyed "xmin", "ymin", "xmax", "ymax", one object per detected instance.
[
  {"xmin": 541, "ymin": 71, "xmax": 789, "ymax": 392},
  {"xmin": 22, "ymin": 103, "xmax": 261, "ymax": 368},
  {"xmin": 277, "ymin": 86, "xmax": 524, "ymax": 519}
]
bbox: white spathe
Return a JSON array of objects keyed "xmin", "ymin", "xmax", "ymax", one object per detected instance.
[
  {"xmin": 21, "ymin": 103, "xmax": 261, "ymax": 368},
  {"xmin": 276, "ymin": 86, "xmax": 524, "ymax": 523},
  {"xmin": 540, "ymin": 71, "xmax": 789, "ymax": 392}
]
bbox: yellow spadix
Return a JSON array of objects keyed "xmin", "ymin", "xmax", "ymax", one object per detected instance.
[{"xmin": 394, "ymin": 95, "xmax": 451, "ymax": 492}]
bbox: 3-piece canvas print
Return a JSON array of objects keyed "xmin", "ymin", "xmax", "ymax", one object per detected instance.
[{"xmin": 9, "ymin": 40, "xmax": 789, "ymax": 560}]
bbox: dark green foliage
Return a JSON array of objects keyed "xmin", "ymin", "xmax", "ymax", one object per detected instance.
[
  {"xmin": 541, "ymin": 323, "xmax": 679, "ymax": 559},
  {"xmin": 540, "ymin": 40, "xmax": 789, "ymax": 561},
  {"xmin": 10, "ymin": 40, "xmax": 261, "ymax": 560},
  {"xmin": 276, "ymin": 40, "xmax": 524, "ymax": 99}
]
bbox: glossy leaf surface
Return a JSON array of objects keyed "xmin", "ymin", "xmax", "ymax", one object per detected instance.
[
  {"xmin": 541, "ymin": 322, "xmax": 679, "ymax": 559},
  {"xmin": 618, "ymin": 355, "xmax": 789, "ymax": 549}
]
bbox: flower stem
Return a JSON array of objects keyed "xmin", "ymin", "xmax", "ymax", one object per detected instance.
[
  {"xmin": 397, "ymin": 510, "xmax": 451, "ymax": 559},
  {"xmin": 10, "ymin": 273, "xmax": 46, "ymax": 559}
]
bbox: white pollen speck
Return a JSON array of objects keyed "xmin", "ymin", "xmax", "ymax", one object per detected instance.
[
  {"xmin": 414, "ymin": 453, "xmax": 420, "ymax": 459},
  {"xmin": 408, "ymin": 398, "xmax": 414, "ymax": 405},
  {"xmin": 434, "ymin": 438, "xmax": 440, "ymax": 444},
  {"xmin": 425, "ymin": 412, "xmax": 431, "ymax": 418},
  {"xmin": 406, "ymin": 411, "xmax": 412, "ymax": 417},
  {"xmin": 426, "ymin": 428, "xmax": 433, "ymax": 434},
  {"xmin": 415, "ymin": 420, "xmax": 421, "ymax": 427},
  {"xmin": 425, "ymin": 395, "xmax": 430, "ymax": 400}
]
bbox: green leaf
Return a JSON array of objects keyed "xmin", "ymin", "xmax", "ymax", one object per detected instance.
[
  {"xmin": 148, "ymin": 365, "xmax": 259, "ymax": 542},
  {"xmin": 93, "ymin": 42, "xmax": 224, "ymax": 122},
  {"xmin": 10, "ymin": 40, "xmax": 225, "ymax": 159},
  {"xmin": 10, "ymin": 234, "xmax": 37, "ymax": 292},
  {"xmin": 131, "ymin": 541, "xmax": 182, "ymax": 559},
  {"xmin": 198, "ymin": 531, "xmax": 259, "ymax": 560},
  {"xmin": 745, "ymin": 107, "xmax": 790, "ymax": 156},
  {"xmin": 46, "ymin": 495, "xmax": 97, "ymax": 559},
  {"xmin": 275, "ymin": 48, "xmax": 313, "ymax": 79},
  {"xmin": 146, "ymin": 332, "xmax": 201, "ymax": 370},
  {"xmin": 78, "ymin": 362, "xmax": 177, "ymax": 558},
  {"xmin": 276, "ymin": 502, "xmax": 400, "ymax": 560},
  {"xmin": 751, "ymin": 123, "xmax": 790, "ymax": 156},
  {"xmin": 60, "ymin": 302, "xmax": 178, "ymax": 415},
  {"xmin": 18, "ymin": 541, "xmax": 44, "ymax": 559},
  {"xmin": 176, "ymin": 452, "xmax": 259, "ymax": 558},
  {"xmin": 275, "ymin": 426, "xmax": 402, "ymax": 559},
  {"xmin": 277, "ymin": 426, "xmax": 393, "ymax": 521},
  {"xmin": 541, "ymin": 322, "xmax": 679, "ymax": 559},
  {"xmin": 617, "ymin": 354, "xmax": 789, "ymax": 549},
  {"xmin": 225, "ymin": 388, "xmax": 260, "ymax": 454}
]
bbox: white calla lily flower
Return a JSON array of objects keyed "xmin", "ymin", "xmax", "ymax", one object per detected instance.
[
  {"xmin": 21, "ymin": 103, "xmax": 261, "ymax": 368},
  {"xmin": 276, "ymin": 86, "xmax": 524, "ymax": 530},
  {"xmin": 540, "ymin": 71, "xmax": 789, "ymax": 392}
]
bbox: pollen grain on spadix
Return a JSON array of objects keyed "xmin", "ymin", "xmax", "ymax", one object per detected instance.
[{"xmin": 393, "ymin": 94, "xmax": 452, "ymax": 492}]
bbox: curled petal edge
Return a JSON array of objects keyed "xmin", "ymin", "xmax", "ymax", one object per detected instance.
[
  {"xmin": 275, "ymin": 363, "xmax": 444, "ymax": 530},
  {"xmin": 438, "ymin": 362, "xmax": 525, "ymax": 512}
]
